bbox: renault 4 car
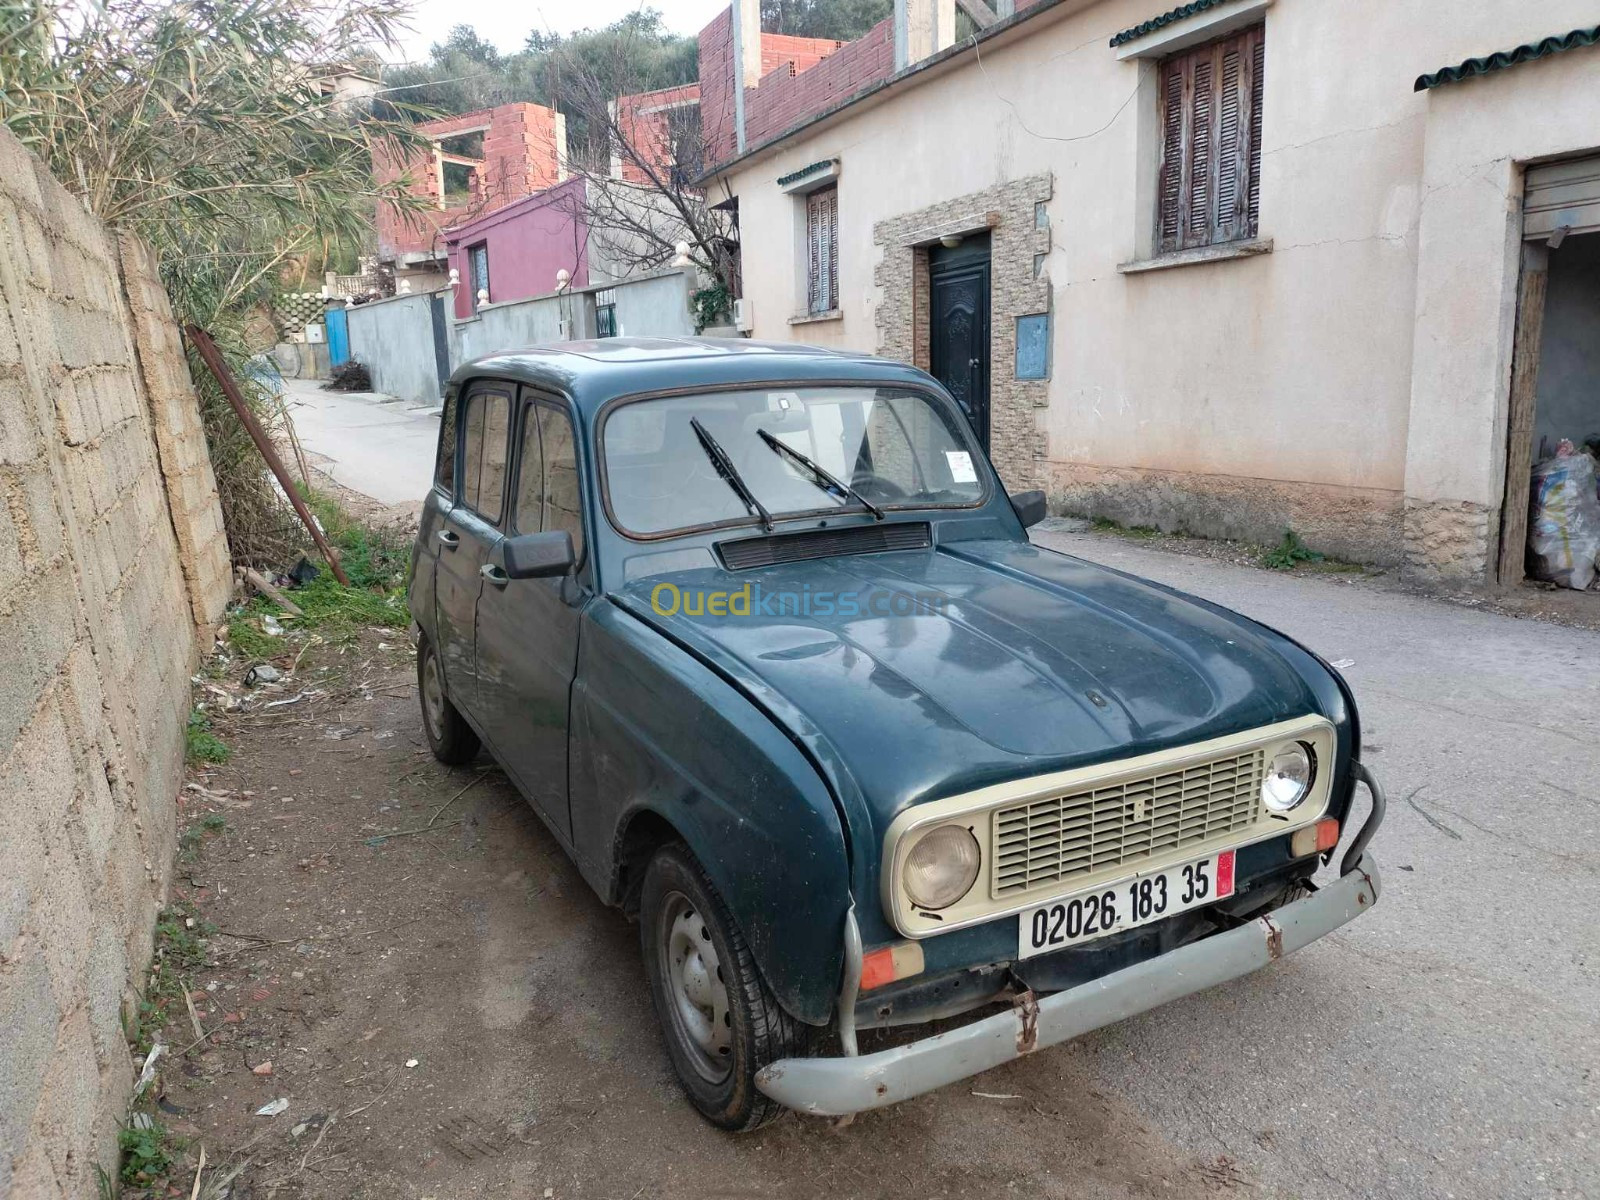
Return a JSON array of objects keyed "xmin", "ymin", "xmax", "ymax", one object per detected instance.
[{"xmin": 408, "ymin": 338, "xmax": 1385, "ymax": 1129}]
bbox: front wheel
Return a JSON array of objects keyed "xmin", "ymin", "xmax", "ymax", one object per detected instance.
[{"xmin": 639, "ymin": 844, "xmax": 807, "ymax": 1130}]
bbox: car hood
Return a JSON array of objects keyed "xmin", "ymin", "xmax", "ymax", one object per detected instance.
[{"xmin": 612, "ymin": 537, "xmax": 1328, "ymax": 836}]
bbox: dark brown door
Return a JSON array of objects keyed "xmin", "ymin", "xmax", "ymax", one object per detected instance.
[{"xmin": 929, "ymin": 235, "xmax": 992, "ymax": 447}]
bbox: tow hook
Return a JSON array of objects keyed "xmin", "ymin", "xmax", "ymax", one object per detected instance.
[{"xmin": 1014, "ymin": 989, "xmax": 1040, "ymax": 1054}]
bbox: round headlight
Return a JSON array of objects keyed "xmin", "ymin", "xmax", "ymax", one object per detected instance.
[
  {"xmin": 903, "ymin": 825, "xmax": 981, "ymax": 911},
  {"xmin": 1263, "ymin": 742, "xmax": 1315, "ymax": 812}
]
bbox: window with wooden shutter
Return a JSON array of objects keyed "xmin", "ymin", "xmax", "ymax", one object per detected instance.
[
  {"xmin": 805, "ymin": 185, "xmax": 838, "ymax": 314},
  {"xmin": 1156, "ymin": 25, "xmax": 1264, "ymax": 254}
]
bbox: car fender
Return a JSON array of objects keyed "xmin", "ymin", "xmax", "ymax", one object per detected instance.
[{"xmin": 569, "ymin": 599, "xmax": 851, "ymax": 1026}]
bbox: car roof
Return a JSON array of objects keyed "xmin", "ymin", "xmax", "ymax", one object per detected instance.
[{"xmin": 448, "ymin": 337, "xmax": 939, "ymax": 416}]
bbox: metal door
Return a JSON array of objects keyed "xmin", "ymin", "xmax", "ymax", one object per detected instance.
[
  {"xmin": 929, "ymin": 235, "xmax": 992, "ymax": 448},
  {"xmin": 472, "ymin": 393, "xmax": 588, "ymax": 842},
  {"xmin": 325, "ymin": 305, "xmax": 350, "ymax": 368}
]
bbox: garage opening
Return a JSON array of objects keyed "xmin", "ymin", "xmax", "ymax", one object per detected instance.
[{"xmin": 1497, "ymin": 154, "xmax": 1600, "ymax": 590}]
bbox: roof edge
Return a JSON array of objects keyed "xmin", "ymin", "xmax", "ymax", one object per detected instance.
[
  {"xmin": 1415, "ymin": 24, "xmax": 1600, "ymax": 92},
  {"xmin": 1109, "ymin": 0, "xmax": 1231, "ymax": 48}
]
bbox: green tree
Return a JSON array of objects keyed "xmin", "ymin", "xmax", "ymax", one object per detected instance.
[
  {"xmin": 0, "ymin": 0, "xmax": 430, "ymax": 562},
  {"xmin": 762, "ymin": 0, "xmax": 892, "ymax": 39}
]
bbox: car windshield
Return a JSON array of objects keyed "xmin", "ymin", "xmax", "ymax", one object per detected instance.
[{"xmin": 602, "ymin": 386, "xmax": 987, "ymax": 537}]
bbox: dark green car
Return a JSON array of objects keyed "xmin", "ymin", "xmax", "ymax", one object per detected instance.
[{"xmin": 409, "ymin": 338, "xmax": 1385, "ymax": 1130}]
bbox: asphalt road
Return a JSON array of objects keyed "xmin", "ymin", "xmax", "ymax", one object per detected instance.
[
  {"xmin": 284, "ymin": 388, "xmax": 1599, "ymax": 1198},
  {"xmin": 282, "ymin": 377, "xmax": 439, "ymax": 510},
  {"xmin": 1028, "ymin": 524, "xmax": 1600, "ymax": 1200}
]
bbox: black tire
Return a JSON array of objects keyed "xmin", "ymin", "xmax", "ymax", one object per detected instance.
[
  {"xmin": 639, "ymin": 843, "xmax": 807, "ymax": 1131},
  {"xmin": 417, "ymin": 635, "xmax": 479, "ymax": 765}
]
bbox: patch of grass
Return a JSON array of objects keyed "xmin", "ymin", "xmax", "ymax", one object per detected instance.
[
  {"xmin": 118, "ymin": 1119, "xmax": 178, "ymax": 1188},
  {"xmin": 1091, "ymin": 516, "xmax": 1166, "ymax": 540},
  {"xmin": 303, "ymin": 488, "xmax": 411, "ymax": 593},
  {"xmin": 123, "ymin": 901, "xmax": 215, "ymax": 1058},
  {"xmin": 225, "ymin": 611, "xmax": 280, "ymax": 661},
  {"xmin": 184, "ymin": 710, "xmax": 229, "ymax": 765},
  {"xmin": 178, "ymin": 814, "xmax": 227, "ymax": 864},
  {"xmin": 1261, "ymin": 529, "xmax": 1325, "ymax": 571}
]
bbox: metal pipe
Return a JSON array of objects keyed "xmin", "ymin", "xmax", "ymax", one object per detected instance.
[
  {"xmin": 185, "ymin": 325, "xmax": 351, "ymax": 586},
  {"xmin": 837, "ymin": 905, "xmax": 863, "ymax": 1058},
  {"xmin": 1342, "ymin": 761, "xmax": 1386, "ymax": 877}
]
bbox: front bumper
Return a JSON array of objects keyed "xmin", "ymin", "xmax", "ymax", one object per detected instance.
[{"xmin": 755, "ymin": 853, "xmax": 1381, "ymax": 1116}]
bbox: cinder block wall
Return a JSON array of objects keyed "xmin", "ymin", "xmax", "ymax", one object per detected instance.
[{"xmin": 0, "ymin": 127, "xmax": 231, "ymax": 1196}]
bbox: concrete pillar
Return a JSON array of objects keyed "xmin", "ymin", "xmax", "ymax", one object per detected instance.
[
  {"xmin": 896, "ymin": 0, "xmax": 956, "ymax": 70},
  {"xmin": 730, "ymin": 0, "xmax": 761, "ymax": 153}
]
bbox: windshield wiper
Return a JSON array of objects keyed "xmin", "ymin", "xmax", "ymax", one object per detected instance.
[
  {"xmin": 691, "ymin": 417, "xmax": 774, "ymax": 532},
  {"xmin": 757, "ymin": 429, "xmax": 885, "ymax": 521}
]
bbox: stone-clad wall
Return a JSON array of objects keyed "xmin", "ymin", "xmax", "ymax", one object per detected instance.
[
  {"xmin": 873, "ymin": 173, "xmax": 1054, "ymax": 490},
  {"xmin": 0, "ymin": 127, "xmax": 230, "ymax": 1197}
]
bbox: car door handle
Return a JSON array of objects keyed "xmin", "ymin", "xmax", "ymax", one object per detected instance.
[
  {"xmin": 436, "ymin": 529, "xmax": 460, "ymax": 548},
  {"xmin": 480, "ymin": 563, "xmax": 509, "ymax": 587}
]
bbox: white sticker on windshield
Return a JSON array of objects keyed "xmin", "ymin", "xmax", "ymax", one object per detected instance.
[{"xmin": 945, "ymin": 451, "xmax": 977, "ymax": 483}]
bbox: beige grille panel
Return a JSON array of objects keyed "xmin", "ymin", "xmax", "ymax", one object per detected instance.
[{"xmin": 991, "ymin": 748, "xmax": 1265, "ymax": 897}]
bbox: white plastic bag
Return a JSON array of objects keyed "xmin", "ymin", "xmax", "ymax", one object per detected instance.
[{"xmin": 1528, "ymin": 451, "xmax": 1600, "ymax": 589}]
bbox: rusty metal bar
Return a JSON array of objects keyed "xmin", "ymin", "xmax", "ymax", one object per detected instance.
[{"xmin": 184, "ymin": 325, "xmax": 351, "ymax": 586}]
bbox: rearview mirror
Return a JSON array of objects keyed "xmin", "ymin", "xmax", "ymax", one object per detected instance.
[
  {"xmin": 1009, "ymin": 489, "xmax": 1047, "ymax": 530},
  {"xmin": 502, "ymin": 530, "xmax": 575, "ymax": 579}
]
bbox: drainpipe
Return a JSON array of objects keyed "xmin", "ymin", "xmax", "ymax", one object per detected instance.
[{"xmin": 730, "ymin": 0, "xmax": 762, "ymax": 155}]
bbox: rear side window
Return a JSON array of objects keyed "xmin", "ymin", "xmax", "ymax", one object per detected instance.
[
  {"xmin": 539, "ymin": 406, "xmax": 585, "ymax": 562},
  {"xmin": 460, "ymin": 389, "xmax": 511, "ymax": 521},
  {"xmin": 434, "ymin": 390, "xmax": 457, "ymax": 493}
]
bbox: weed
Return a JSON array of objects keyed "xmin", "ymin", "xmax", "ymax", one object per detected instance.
[
  {"xmin": 1262, "ymin": 530, "xmax": 1325, "ymax": 570},
  {"xmin": 225, "ymin": 612, "xmax": 280, "ymax": 661},
  {"xmin": 200, "ymin": 813, "xmax": 227, "ymax": 832},
  {"xmin": 1091, "ymin": 516, "xmax": 1165, "ymax": 540},
  {"xmin": 125, "ymin": 900, "xmax": 216, "ymax": 1056},
  {"xmin": 184, "ymin": 710, "xmax": 229, "ymax": 765},
  {"xmin": 118, "ymin": 1119, "xmax": 177, "ymax": 1187},
  {"xmin": 178, "ymin": 815, "xmax": 227, "ymax": 864}
]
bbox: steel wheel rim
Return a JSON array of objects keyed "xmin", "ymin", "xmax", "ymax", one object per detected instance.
[
  {"xmin": 656, "ymin": 890, "xmax": 733, "ymax": 1083},
  {"xmin": 421, "ymin": 652, "xmax": 446, "ymax": 739}
]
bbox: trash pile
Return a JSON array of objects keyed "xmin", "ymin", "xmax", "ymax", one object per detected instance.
[{"xmin": 1527, "ymin": 439, "xmax": 1600, "ymax": 590}]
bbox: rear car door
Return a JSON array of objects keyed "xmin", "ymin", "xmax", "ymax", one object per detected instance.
[
  {"xmin": 430, "ymin": 382, "xmax": 512, "ymax": 720},
  {"xmin": 473, "ymin": 391, "xmax": 588, "ymax": 842}
]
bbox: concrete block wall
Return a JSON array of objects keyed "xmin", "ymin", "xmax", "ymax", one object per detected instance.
[{"xmin": 0, "ymin": 126, "xmax": 230, "ymax": 1196}]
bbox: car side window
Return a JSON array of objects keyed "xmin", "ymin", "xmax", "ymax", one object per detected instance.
[
  {"xmin": 434, "ymin": 389, "xmax": 457, "ymax": 495},
  {"xmin": 512, "ymin": 405, "xmax": 543, "ymax": 533},
  {"xmin": 460, "ymin": 389, "xmax": 511, "ymax": 521},
  {"xmin": 538, "ymin": 405, "xmax": 585, "ymax": 562}
]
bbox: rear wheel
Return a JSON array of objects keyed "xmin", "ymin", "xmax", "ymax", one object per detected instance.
[
  {"xmin": 640, "ymin": 844, "xmax": 806, "ymax": 1131},
  {"xmin": 417, "ymin": 636, "xmax": 479, "ymax": 765}
]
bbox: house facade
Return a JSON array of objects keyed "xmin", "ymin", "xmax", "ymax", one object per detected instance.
[{"xmin": 701, "ymin": 0, "xmax": 1600, "ymax": 584}]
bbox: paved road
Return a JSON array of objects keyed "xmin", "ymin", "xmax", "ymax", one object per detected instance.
[
  {"xmin": 287, "ymin": 387, "xmax": 1599, "ymax": 1197},
  {"xmin": 282, "ymin": 378, "xmax": 438, "ymax": 510},
  {"xmin": 1028, "ymin": 525, "xmax": 1599, "ymax": 1200}
]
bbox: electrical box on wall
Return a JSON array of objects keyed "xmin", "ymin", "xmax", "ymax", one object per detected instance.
[
  {"xmin": 302, "ymin": 322, "xmax": 326, "ymax": 344},
  {"xmin": 733, "ymin": 299, "xmax": 753, "ymax": 332}
]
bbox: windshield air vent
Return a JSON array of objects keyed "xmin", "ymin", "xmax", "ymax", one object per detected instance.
[{"xmin": 717, "ymin": 522, "xmax": 932, "ymax": 570}]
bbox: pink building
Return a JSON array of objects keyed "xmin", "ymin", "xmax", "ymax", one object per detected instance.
[{"xmin": 441, "ymin": 177, "xmax": 592, "ymax": 320}]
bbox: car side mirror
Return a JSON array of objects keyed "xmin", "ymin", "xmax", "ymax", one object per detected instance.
[
  {"xmin": 502, "ymin": 530, "xmax": 575, "ymax": 579},
  {"xmin": 1009, "ymin": 489, "xmax": 1047, "ymax": 530}
]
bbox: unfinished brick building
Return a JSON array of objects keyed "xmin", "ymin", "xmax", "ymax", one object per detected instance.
[{"xmin": 372, "ymin": 103, "xmax": 568, "ymax": 288}]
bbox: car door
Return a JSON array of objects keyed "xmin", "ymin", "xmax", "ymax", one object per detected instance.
[
  {"xmin": 430, "ymin": 382, "xmax": 512, "ymax": 721},
  {"xmin": 473, "ymin": 391, "xmax": 588, "ymax": 843}
]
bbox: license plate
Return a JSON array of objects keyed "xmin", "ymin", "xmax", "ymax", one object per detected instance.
[{"xmin": 1017, "ymin": 849, "xmax": 1236, "ymax": 959}]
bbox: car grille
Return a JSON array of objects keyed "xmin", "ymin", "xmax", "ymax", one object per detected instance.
[{"xmin": 991, "ymin": 748, "xmax": 1265, "ymax": 897}]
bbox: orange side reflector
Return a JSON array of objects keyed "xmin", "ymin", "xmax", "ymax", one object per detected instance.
[
  {"xmin": 1290, "ymin": 817, "xmax": 1341, "ymax": 858},
  {"xmin": 859, "ymin": 942, "xmax": 927, "ymax": 992}
]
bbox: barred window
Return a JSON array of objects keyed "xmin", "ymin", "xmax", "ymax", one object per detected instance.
[{"xmin": 1156, "ymin": 26, "xmax": 1264, "ymax": 253}]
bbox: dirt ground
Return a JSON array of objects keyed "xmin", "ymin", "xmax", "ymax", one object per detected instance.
[{"xmin": 151, "ymin": 622, "xmax": 1260, "ymax": 1200}]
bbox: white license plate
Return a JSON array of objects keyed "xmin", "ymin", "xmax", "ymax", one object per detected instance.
[{"xmin": 1017, "ymin": 849, "xmax": 1237, "ymax": 959}]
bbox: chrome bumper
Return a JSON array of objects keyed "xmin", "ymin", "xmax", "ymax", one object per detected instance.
[{"xmin": 755, "ymin": 854, "xmax": 1381, "ymax": 1117}]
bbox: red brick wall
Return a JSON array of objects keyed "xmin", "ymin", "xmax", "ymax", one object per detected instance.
[
  {"xmin": 698, "ymin": 10, "xmax": 858, "ymax": 169},
  {"xmin": 374, "ymin": 103, "xmax": 565, "ymax": 262},
  {"xmin": 744, "ymin": 17, "xmax": 893, "ymax": 152},
  {"xmin": 614, "ymin": 83, "xmax": 702, "ymax": 185}
]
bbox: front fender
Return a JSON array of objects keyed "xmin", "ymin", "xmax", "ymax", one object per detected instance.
[{"xmin": 570, "ymin": 600, "xmax": 850, "ymax": 1025}]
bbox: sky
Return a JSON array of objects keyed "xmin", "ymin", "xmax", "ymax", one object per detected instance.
[{"xmin": 390, "ymin": 0, "xmax": 728, "ymax": 64}]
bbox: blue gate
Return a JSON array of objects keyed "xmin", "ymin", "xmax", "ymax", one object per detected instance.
[{"xmin": 325, "ymin": 305, "xmax": 350, "ymax": 368}]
